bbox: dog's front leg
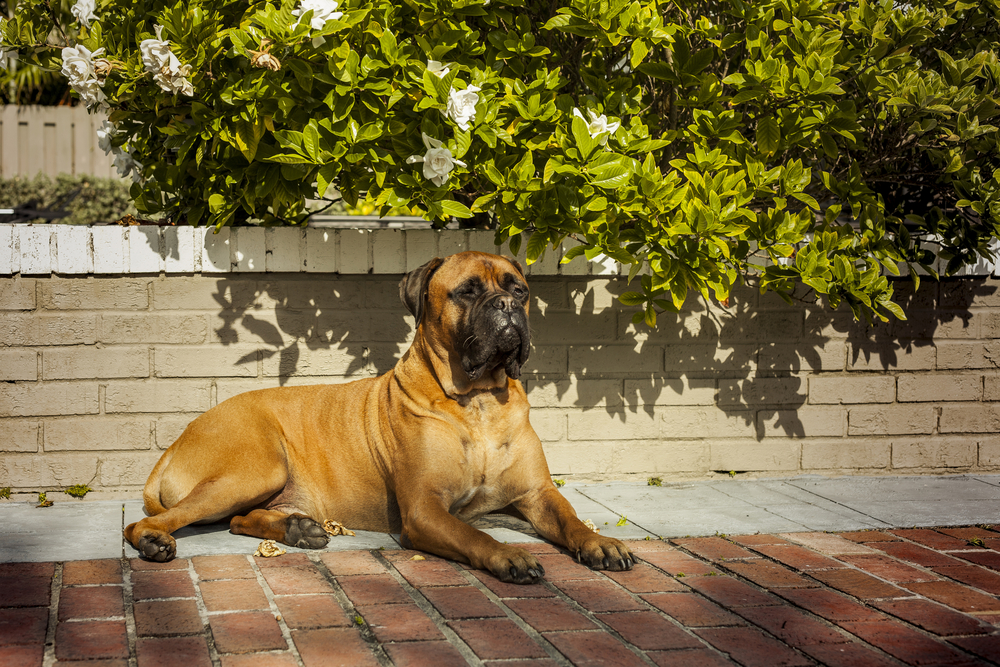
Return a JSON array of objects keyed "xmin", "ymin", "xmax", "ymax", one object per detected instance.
[
  {"xmin": 400, "ymin": 496, "xmax": 545, "ymax": 584},
  {"xmin": 516, "ymin": 485, "xmax": 636, "ymax": 572}
]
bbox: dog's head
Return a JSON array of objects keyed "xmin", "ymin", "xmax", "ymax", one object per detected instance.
[{"xmin": 400, "ymin": 251, "xmax": 531, "ymax": 383}]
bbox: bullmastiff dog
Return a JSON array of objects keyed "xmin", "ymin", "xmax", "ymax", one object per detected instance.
[{"xmin": 124, "ymin": 251, "xmax": 635, "ymax": 583}]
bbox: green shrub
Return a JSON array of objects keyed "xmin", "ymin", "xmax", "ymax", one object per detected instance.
[
  {"xmin": 3, "ymin": 0, "xmax": 998, "ymax": 322},
  {"xmin": 0, "ymin": 174, "xmax": 140, "ymax": 224}
]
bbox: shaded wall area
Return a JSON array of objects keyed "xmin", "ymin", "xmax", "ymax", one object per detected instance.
[{"xmin": 1, "ymin": 271, "xmax": 999, "ymax": 497}]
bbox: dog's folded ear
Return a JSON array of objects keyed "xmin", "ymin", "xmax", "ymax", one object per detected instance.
[{"xmin": 399, "ymin": 257, "xmax": 444, "ymax": 325}]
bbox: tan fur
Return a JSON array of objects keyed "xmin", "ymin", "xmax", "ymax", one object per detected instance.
[{"xmin": 124, "ymin": 252, "xmax": 635, "ymax": 582}]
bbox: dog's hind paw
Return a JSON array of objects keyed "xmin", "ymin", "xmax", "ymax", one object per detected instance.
[
  {"xmin": 138, "ymin": 533, "xmax": 177, "ymax": 562},
  {"xmin": 285, "ymin": 515, "xmax": 330, "ymax": 549}
]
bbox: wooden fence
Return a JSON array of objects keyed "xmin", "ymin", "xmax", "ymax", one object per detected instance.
[{"xmin": 0, "ymin": 105, "xmax": 119, "ymax": 180}]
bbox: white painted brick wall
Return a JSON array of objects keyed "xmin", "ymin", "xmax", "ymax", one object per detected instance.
[
  {"xmin": 201, "ymin": 226, "xmax": 232, "ymax": 273},
  {"xmin": 164, "ymin": 226, "xmax": 197, "ymax": 273},
  {"xmin": 308, "ymin": 227, "xmax": 340, "ymax": 273},
  {"xmin": 92, "ymin": 226, "xmax": 125, "ymax": 274},
  {"xmin": 18, "ymin": 225, "xmax": 51, "ymax": 275},
  {"xmin": 234, "ymin": 227, "xmax": 266, "ymax": 272},
  {"xmin": 0, "ymin": 225, "xmax": 13, "ymax": 275},
  {"xmin": 266, "ymin": 228, "xmax": 304, "ymax": 272},
  {"xmin": 55, "ymin": 225, "xmax": 91, "ymax": 274},
  {"xmin": 129, "ymin": 226, "xmax": 162, "ymax": 273}
]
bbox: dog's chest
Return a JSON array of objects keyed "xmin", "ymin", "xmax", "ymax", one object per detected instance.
[{"xmin": 449, "ymin": 394, "xmax": 521, "ymax": 518}]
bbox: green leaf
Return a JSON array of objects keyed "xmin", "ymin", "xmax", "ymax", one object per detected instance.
[
  {"xmin": 525, "ymin": 231, "xmax": 548, "ymax": 264},
  {"xmin": 619, "ymin": 291, "xmax": 646, "ymax": 306},
  {"xmin": 439, "ymin": 200, "xmax": 473, "ymax": 218},
  {"xmin": 757, "ymin": 117, "xmax": 779, "ymax": 154}
]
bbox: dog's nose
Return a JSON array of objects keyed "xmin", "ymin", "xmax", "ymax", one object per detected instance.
[{"xmin": 492, "ymin": 295, "xmax": 516, "ymax": 312}]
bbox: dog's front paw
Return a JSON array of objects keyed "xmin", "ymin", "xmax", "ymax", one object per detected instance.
[
  {"xmin": 576, "ymin": 536, "xmax": 635, "ymax": 572},
  {"xmin": 284, "ymin": 514, "xmax": 330, "ymax": 549},
  {"xmin": 485, "ymin": 545, "xmax": 545, "ymax": 584},
  {"xmin": 137, "ymin": 532, "xmax": 177, "ymax": 562}
]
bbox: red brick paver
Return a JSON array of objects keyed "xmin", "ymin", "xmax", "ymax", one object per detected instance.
[{"xmin": 14, "ymin": 527, "xmax": 1000, "ymax": 667}]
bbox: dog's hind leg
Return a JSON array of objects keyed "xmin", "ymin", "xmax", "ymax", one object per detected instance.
[
  {"xmin": 230, "ymin": 509, "xmax": 330, "ymax": 549},
  {"xmin": 125, "ymin": 478, "xmax": 281, "ymax": 562}
]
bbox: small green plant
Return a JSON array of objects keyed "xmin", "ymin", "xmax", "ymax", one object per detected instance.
[
  {"xmin": 968, "ymin": 537, "xmax": 986, "ymax": 548},
  {"xmin": 706, "ymin": 571, "xmax": 720, "ymax": 577},
  {"xmin": 65, "ymin": 484, "xmax": 92, "ymax": 498},
  {"xmin": 648, "ymin": 477, "xmax": 662, "ymax": 487},
  {"xmin": 616, "ymin": 515, "xmax": 628, "ymax": 527},
  {"xmin": 676, "ymin": 572, "xmax": 686, "ymax": 578},
  {"xmin": 644, "ymin": 536, "xmax": 651, "ymax": 541},
  {"xmin": 728, "ymin": 471, "xmax": 737, "ymax": 478},
  {"xmin": 37, "ymin": 492, "xmax": 53, "ymax": 507},
  {"xmin": 0, "ymin": 487, "xmax": 10, "ymax": 500},
  {"xmin": 553, "ymin": 479, "xmax": 566, "ymax": 487},
  {"xmin": 354, "ymin": 615, "xmax": 364, "ymax": 626}
]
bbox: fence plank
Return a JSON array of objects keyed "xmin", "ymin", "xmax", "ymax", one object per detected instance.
[{"xmin": 0, "ymin": 105, "xmax": 121, "ymax": 180}]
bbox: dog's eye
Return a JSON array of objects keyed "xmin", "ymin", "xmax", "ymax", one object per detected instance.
[{"xmin": 510, "ymin": 285, "xmax": 527, "ymax": 299}]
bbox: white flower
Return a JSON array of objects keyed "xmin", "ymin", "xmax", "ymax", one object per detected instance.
[
  {"xmin": 140, "ymin": 26, "xmax": 194, "ymax": 96},
  {"xmin": 96, "ymin": 120, "xmax": 118, "ymax": 155},
  {"xmin": 70, "ymin": 0, "xmax": 99, "ymax": 28},
  {"xmin": 113, "ymin": 150, "xmax": 143, "ymax": 182},
  {"xmin": 406, "ymin": 132, "xmax": 466, "ymax": 186},
  {"xmin": 446, "ymin": 85, "xmax": 480, "ymax": 131},
  {"xmin": 427, "ymin": 60, "xmax": 450, "ymax": 78},
  {"xmin": 61, "ymin": 45, "xmax": 108, "ymax": 108},
  {"xmin": 140, "ymin": 25, "xmax": 172, "ymax": 72},
  {"xmin": 61, "ymin": 44, "xmax": 102, "ymax": 86},
  {"xmin": 292, "ymin": 0, "xmax": 343, "ymax": 31},
  {"xmin": 0, "ymin": 48, "xmax": 18, "ymax": 72},
  {"xmin": 572, "ymin": 107, "xmax": 620, "ymax": 146}
]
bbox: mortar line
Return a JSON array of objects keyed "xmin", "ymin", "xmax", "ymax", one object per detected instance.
[
  {"xmin": 308, "ymin": 552, "xmax": 393, "ymax": 667},
  {"xmin": 449, "ymin": 562, "xmax": 572, "ymax": 666},
  {"xmin": 185, "ymin": 558, "xmax": 222, "ymax": 667},
  {"xmin": 246, "ymin": 554, "xmax": 308, "ymax": 667},
  {"xmin": 369, "ymin": 550, "xmax": 485, "ymax": 666},
  {"xmin": 40, "ymin": 562, "xmax": 62, "ymax": 667},
  {"xmin": 120, "ymin": 556, "xmax": 138, "ymax": 667}
]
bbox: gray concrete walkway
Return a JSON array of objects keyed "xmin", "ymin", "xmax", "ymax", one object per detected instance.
[{"xmin": 3, "ymin": 474, "xmax": 1000, "ymax": 563}]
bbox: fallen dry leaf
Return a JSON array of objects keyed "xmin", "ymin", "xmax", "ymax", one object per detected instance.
[
  {"xmin": 323, "ymin": 519, "xmax": 356, "ymax": 537},
  {"xmin": 409, "ymin": 555, "xmax": 426, "ymax": 561},
  {"xmin": 253, "ymin": 540, "xmax": 286, "ymax": 557},
  {"xmin": 36, "ymin": 500, "xmax": 54, "ymax": 508},
  {"xmin": 583, "ymin": 519, "xmax": 600, "ymax": 534}
]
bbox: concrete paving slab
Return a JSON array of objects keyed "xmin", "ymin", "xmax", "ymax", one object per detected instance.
[
  {"xmin": 0, "ymin": 530, "xmax": 123, "ymax": 563},
  {"xmin": 787, "ymin": 475, "xmax": 1000, "ymax": 502},
  {"xmin": 574, "ymin": 481, "xmax": 748, "ymax": 511},
  {"xmin": 762, "ymin": 503, "xmax": 890, "ymax": 532},
  {"xmin": 632, "ymin": 506, "xmax": 812, "ymax": 539},
  {"xmin": 838, "ymin": 499, "xmax": 1000, "ymax": 528},
  {"xmin": 2, "ymin": 500, "xmax": 124, "ymax": 534}
]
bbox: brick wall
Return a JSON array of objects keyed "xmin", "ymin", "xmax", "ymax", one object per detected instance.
[{"xmin": 1, "ymin": 224, "xmax": 999, "ymax": 498}]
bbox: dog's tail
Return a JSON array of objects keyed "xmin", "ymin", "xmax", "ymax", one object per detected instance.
[{"xmin": 141, "ymin": 447, "xmax": 176, "ymax": 516}]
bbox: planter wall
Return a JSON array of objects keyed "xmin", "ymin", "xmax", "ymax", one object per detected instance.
[{"xmin": 2, "ymin": 223, "xmax": 1000, "ymax": 498}]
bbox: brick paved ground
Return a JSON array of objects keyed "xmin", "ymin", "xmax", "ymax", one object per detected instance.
[{"xmin": 5, "ymin": 528, "xmax": 1000, "ymax": 666}]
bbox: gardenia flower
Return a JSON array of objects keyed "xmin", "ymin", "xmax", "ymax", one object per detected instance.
[
  {"xmin": 140, "ymin": 25, "xmax": 194, "ymax": 96},
  {"xmin": 61, "ymin": 45, "xmax": 107, "ymax": 109},
  {"xmin": 0, "ymin": 48, "xmax": 17, "ymax": 71},
  {"xmin": 140, "ymin": 25, "xmax": 172, "ymax": 72},
  {"xmin": 292, "ymin": 0, "xmax": 343, "ymax": 30},
  {"xmin": 446, "ymin": 85, "xmax": 480, "ymax": 131},
  {"xmin": 427, "ymin": 60, "xmax": 450, "ymax": 78},
  {"xmin": 573, "ymin": 107, "xmax": 620, "ymax": 145},
  {"xmin": 406, "ymin": 132, "xmax": 466, "ymax": 186},
  {"xmin": 96, "ymin": 120, "xmax": 118, "ymax": 155},
  {"xmin": 113, "ymin": 150, "xmax": 143, "ymax": 183},
  {"xmin": 70, "ymin": 0, "xmax": 99, "ymax": 28}
]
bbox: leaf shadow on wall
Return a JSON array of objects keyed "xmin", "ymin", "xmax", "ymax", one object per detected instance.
[
  {"xmin": 211, "ymin": 275, "xmax": 412, "ymax": 386},
  {"xmin": 526, "ymin": 276, "xmax": 992, "ymax": 443}
]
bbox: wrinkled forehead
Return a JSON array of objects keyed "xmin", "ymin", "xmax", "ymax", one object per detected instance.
[{"xmin": 431, "ymin": 252, "xmax": 525, "ymax": 290}]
